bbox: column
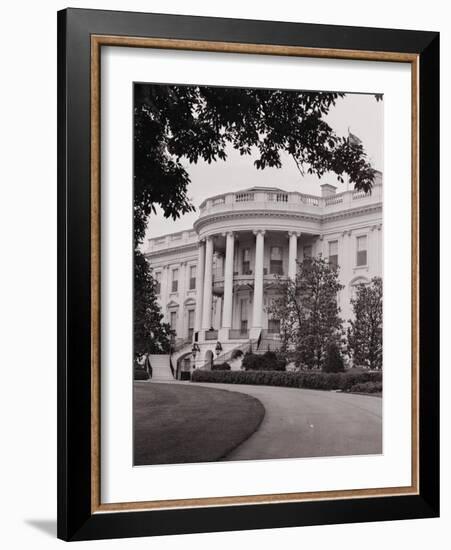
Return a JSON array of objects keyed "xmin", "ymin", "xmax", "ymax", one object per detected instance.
[
  {"xmin": 177, "ymin": 261, "xmax": 186, "ymax": 338},
  {"xmin": 251, "ymin": 230, "xmax": 265, "ymax": 338},
  {"xmin": 160, "ymin": 266, "xmax": 169, "ymax": 322},
  {"xmin": 288, "ymin": 231, "xmax": 300, "ymax": 280},
  {"xmin": 194, "ymin": 240, "xmax": 205, "ymax": 335},
  {"xmin": 220, "ymin": 231, "xmax": 235, "ymax": 339},
  {"xmin": 201, "ymin": 236, "xmax": 214, "ymax": 330}
]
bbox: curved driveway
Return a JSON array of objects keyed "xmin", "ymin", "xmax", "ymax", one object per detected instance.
[{"xmin": 193, "ymin": 382, "xmax": 382, "ymax": 460}]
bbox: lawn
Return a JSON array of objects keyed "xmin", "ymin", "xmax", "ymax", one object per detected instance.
[{"xmin": 133, "ymin": 382, "xmax": 265, "ymax": 466}]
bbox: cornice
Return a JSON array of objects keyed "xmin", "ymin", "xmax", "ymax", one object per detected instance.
[
  {"xmin": 145, "ymin": 242, "xmax": 198, "ymax": 260},
  {"xmin": 193, "ymin": 203, "xmax": 382, "ymax": 232}
]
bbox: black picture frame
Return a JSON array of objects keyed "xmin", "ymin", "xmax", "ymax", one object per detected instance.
[{"xmin": 57, "ymin": 8, "xmax": 439, "ymax": 541}]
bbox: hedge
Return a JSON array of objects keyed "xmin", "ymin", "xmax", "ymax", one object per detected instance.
[
  {"xmin": 349, "ymin": 381, "xmax": 383, "ymax": 394},
  {"xmin": 191, "ymin": 369, "xmax": 382, "ymax": 392},
  {"xmin": 212, "ymin": 362, "xmax": 231, "ymax": 371},
  {"xmin": 242, "ymin": 351, "xmax": 286, "ymax": 371},
  {"xmin": 134, "ymin": 367, "xmax": 150, "ymax": 381}
]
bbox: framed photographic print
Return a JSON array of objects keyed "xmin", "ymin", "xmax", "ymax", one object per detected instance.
[{"xmin": 57, "ymin": 8, "xmax": 439, "ymax": 541}]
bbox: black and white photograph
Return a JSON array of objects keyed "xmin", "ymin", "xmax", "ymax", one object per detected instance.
[{"xmin": 133, "ymin": 83, "xmax": 384, "ymax": 466}]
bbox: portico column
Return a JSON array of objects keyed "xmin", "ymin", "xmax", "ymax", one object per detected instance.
[
  {"xmin": 220, "ymin": 231, "xmax": 235, "ymax": 339},
  {"xmin": 201, "ymin": 236, "xmax": 214, "ymax": 330},
  {"xmin": 288, "ymin": 231, "xmax": 300, "ymax": 280},
  {"xmin": 194, "ymin": 240, "xmax": 205, "ymax": 335},
  {"xmin": 251, "ymin": 230, "xmax": 265, "ymax": 338}
]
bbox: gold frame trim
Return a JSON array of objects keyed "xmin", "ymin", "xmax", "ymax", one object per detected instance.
[{"xmin": 90, "ymin": 35, "xmax": 420, "ymax": 514}]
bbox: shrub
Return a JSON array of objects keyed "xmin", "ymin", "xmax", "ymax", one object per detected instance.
[
  {"xmin": 323, "ymin": 342, "xmax": 345, "ymax": 373},
  {"xmin": 242, "ymin": 351, "xmax": 286, "ymax": 371},
  {"xmin": 191, "ymin": 369, "xmax": 382, "ymax": 392},
  {"xmin": 212, "ymin": 362, "xmax": 231, "ymax": 371},
  {"xmin": 349, "ymin": 381, "xmax": 383, "ymax": 394},
  {"xmin": 134, "ymin": 367, "xmax": 150, "ymax": 381}
]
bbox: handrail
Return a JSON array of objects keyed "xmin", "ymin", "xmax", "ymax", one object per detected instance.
[{"xmin": 213, "ymin": 339, "xmax": 254, "ymax": 365}]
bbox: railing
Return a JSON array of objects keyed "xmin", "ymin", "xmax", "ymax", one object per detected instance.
[
  {"xmin": 235, "ymin": 192, "xmax": 255, "ymax": 202},
  {"xmin": 205, "ymin": 330, "xmax": 218, "ymax": 340},
  {"xmin": 197, "ymin": 184, "xmax": 382, "ymax": 216},
  {"xmin": 325, "ymin": 195, "xmax": 344, "ymax": 206},
  {"xmin": 170, "ymin": 337, "xmax": 192, "ymax": 354},
  {"xmin": 353, "ymin": 189, "xmax": 370, "ymax": 200},
  {"xmin": 213, "ymin": 339, "xmax": 255, "ymax": 365},
  {"xmin": 268, "ymin": 192, "xmax": 288, "ymax": 202},
  {"xmin": 299, "ymin": 193, "xmax": 320, "ymax": 206},
  {"xmin": 169, "ymin": 356, "xmax": 176, "ymax": 378},
  {"xmin": 229, "ymin": 329, "xmax": 249, "ymax": 339}
]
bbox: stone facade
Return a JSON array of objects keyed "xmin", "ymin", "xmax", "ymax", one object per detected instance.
[{"xmin": 145, "ymin": 172, "xmax": 383, "ymax": 370}]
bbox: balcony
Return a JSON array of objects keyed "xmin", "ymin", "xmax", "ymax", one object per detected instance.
[
  {"xmin": 197, "ymin": 184, "xmax": 382, "ymax": 220},
  {"xmin": 213, "ymin": 271, "xmax": 287, "ymax": 295},
  {"xmin": 229, "ymin": 329, "xmax": 250, "ymax": 339}
]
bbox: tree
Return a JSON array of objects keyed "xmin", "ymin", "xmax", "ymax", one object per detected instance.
[
  {"xmin": 267, "ymin": 256, "xmax": 344, "ymax": 369},
  {"xmin": 133, "ymin": 84, "xmax": 379, "ymax": 358},
  {"xmin": 323, "ymin": 341, "xmax": 345, "ymax": 373},
  {"xmin": 134, "ymin": 84, "xmax": 379, "ymax": 246},
  {"xmin": 134, "ymin": 251, "xmax": 173, "ymax": 358},
  {"xmin": 347, "ymin": 277, "xmax": 383, "ymax": 370}
]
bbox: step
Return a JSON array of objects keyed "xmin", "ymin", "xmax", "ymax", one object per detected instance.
[{"xmin": 148, "ymin": 354, "xmax": 174, "ymax": 381}]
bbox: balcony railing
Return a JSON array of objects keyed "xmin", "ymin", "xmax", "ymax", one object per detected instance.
[
  {"xmin": 197, "ymin": 184, "xmax": 382, "ymax": 216},
  {"xmin": 229, "ymin": 329, "xmax": 249, "ymax": 339}
]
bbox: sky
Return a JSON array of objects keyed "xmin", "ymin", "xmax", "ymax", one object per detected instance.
[{"xmin": 144, "ymin": 91, "xmax": 384, "ymax": 239}]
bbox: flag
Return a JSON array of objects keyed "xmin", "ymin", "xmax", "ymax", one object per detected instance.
[{"xmin": 348, "ymin": 130, "xmax": 362, "ymax": 147}]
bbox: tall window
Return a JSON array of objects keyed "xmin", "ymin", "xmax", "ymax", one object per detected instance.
[
  {"xmin": 170, "ymin": 311, "xmax": 177, "ymax": 334},
  {"xmin": 171, "ymin": 268, "xmax": 179, "ymax": 292},
  {"xmin": 154, "ymin": 271, "xmax": 161, "ymax": 294},
  {"xmin": 328, "ymin": 240, "xmax": 338, "ymax": 268},
  {"xmin": 356, "ymin": 235, "xmax": 368, "ymax": 266},
  {"xmin": 242, "ymin": 248, "xmax": 251, "ymax": 274},
  {"xmin": 240, "ymin": 298, "xmax": 248, "ymax": 333},
  {"xmin": 303, "ymin": 245, "xmax": 312, "ymax": 259},
  {"xmin": 189, "ymin": 265, "xmax": 196, "ymax": 290},
  {"xmin": 270, "ymin": 246, "xmax": 283, "ymax": 275},
  {"xmin": 268, "ymin": 319, "xmax": 281, "ymax": 334},
  {"xmin": 187, "ymin": 309, "xmax": 195, "ymax": 340}
]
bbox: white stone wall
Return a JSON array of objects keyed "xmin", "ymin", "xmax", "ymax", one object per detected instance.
[{"xmin": 144, "ymin": 182, "xmax": 383, "ymax": 347}]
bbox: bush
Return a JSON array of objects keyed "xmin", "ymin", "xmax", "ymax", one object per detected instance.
[
  {"xmin": 242, "ymin": 351, "xmax": 286, "ymax": 371},
  {"xmin": 191, "ymin": 369, "xmax": 382, "ymax": 392},
  {"xmin": 349, "ymin": 381, "xmax": 383, "ymax": 394},
  {"xmin": 212, "ymin": 362, "xmax": 231, "ymax": 371},
  {"xmin": 323, "ymin": 342, "xmax": 345, "ymax": 373},
  {"xmin": 134, "ymin": 367, "xmax": 150, "ymax": 381}
]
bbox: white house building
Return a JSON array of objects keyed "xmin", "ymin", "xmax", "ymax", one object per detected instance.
[{"xmin": 145, "ymin": 172, "xmax": 382, "ymax": 375}]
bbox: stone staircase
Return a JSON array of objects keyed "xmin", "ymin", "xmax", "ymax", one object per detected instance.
[{"xmin": 148, "ymin": 354, "xmax": 175, "ymax": 382}]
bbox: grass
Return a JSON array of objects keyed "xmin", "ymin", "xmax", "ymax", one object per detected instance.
[{"xmin": 133, "ymin": 382, "xmax": 265, "ymax": 466}]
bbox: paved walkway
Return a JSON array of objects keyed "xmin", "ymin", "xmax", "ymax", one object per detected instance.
[{"xmin": 193, "ymin": 382, "xmax": 382, "ymax": 460}]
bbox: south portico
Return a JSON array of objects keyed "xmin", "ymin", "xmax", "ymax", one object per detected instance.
[
  {"xmin": 146, "ymin": 180, "xmax": 383, "ymax": 373},
  {"xmin": 194, "ymin": 228, "xmax": 304, "ymax": 345}
]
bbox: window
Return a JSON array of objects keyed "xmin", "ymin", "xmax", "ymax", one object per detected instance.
[
  {"xmin": 356, "ymin": 235, "xmax": 368, "ymax": 266},
  {"xmin": 187, "ymin": 309, "xmax": 195, "ymax": 340},
  {"xmin": 171, "ymin": 268, "xmax": 179, "ymax": 292},
  {"xmin": 170, "ymin": 311, "xmax": 177, "ymax": 334},
  {"xmin": 242, "ymin": 248, "xmax": 251, "ymax": 274},
  {"xmin": 154, "ymin": 271, "xmax": 161, "ymax": 294},
  {"xmin": 189, "ymin": 265, "xmax": 196, "ymax": 290},
  {"xmin": 268, "ymin": 319, "xmax": 281, "ymax": 334},
  {"xmin": 240, "ymin": 299, "xmax": 248, "ymax": 333},
  {"xmin": 303, "ymin": 245, "xmax": 312, "ymax": 259},
  {"xmin": 270, "ymin": 246, "xmax": 283, "ymax": 275},
  {"xmin": 329, "ymin": 240, "xmax": 338, "ymax": 268}
]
